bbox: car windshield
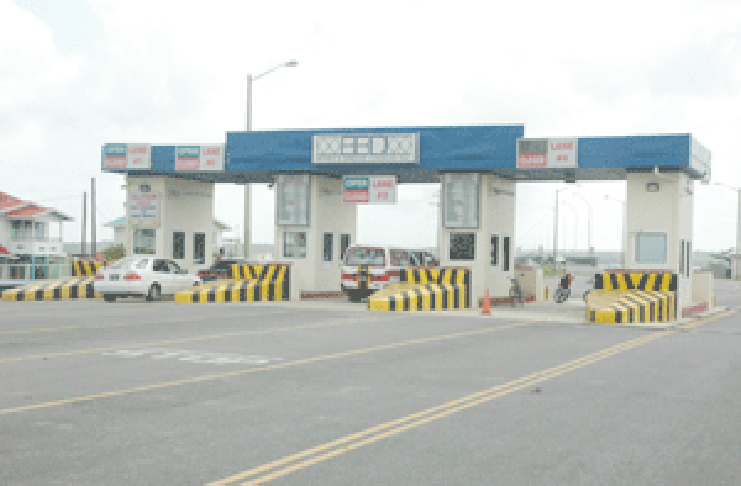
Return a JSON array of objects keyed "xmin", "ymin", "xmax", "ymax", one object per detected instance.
[{"xmin": 345, "ymin": 247, "xmax": 385, "ymax": 266}]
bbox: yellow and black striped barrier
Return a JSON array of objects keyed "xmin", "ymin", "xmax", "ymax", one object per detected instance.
[
  {"xmin": 174, "ymin": 278, "xmax": 287, "ymax": 303},
  {"xmin": 398, "ymin": 268, "xmax": 470, "ymax": 308},
  {"xmin": 232, "ymin": 264, "xmax": 290, "ymax": 300},
  {"xmin": 1, "ymin": 277, "xmax": 100, "ymax": 301},
  {"xmin": 594, "ymin": 272, "xmax": 677, "ymax": 292},
  {"xmin": 369, "ymin": 283, "xmax": 468, "ymax": 312},
  {"xmin": 71, "ymin": 260, "xmax": 112, "ymax": 277},
  {"xmin": 587, "ymin": 290, "xmax": 675, "ymax": 324}
]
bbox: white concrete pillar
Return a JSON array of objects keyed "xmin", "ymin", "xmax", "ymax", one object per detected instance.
[
  {"xmin": 439, "ymin": 173, "xmax": 516, "ymax": 305},
  {"xmin": 626, "ymin": 172, "xmax": 694, "ymax": 310},
  {"xmin": 125, "ymin": 176, "xmax": 214, "ymax": 274},
  {"xmin": 275, "ymin": 174, "xmax": 356, "ymax": 300}
]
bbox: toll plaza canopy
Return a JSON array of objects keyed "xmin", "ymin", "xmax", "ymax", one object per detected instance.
[{"xmin": 101, "ymin": 125, "xmax": 711, "ymax": 183}]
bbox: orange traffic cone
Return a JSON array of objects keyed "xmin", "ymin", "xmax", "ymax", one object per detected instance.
[{"xmin": 482, "ymin": 289, "xmax": 491, "ymax": 315}]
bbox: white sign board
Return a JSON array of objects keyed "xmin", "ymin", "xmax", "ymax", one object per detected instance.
[
  {"xmin": 516, "ymin": 138, "xmax": 578, "ymax": 169},
  {"xmin": 175, "ymin": 144, "xmax": 225, "ymax": 171},
  {"xmin": 369, "ymin": 176, "xmax": 397, "ymax": 203},
  {"xmin": 443, "ymin": 173, "xmax": 479, "ymax": 228},
  {"xmin": 342, "ymin": 176, "xmax": 397, "ymax": 204},
  {"xmin": 103, "ymin": 143, "xmax": 152, "ymax": 170},
  {"xmin": 313, "ymin": 133, "xmax": 419, "ymax": 164},
  {"xmin": 129, "ymin": 192, "xmax": 160, "ymax": 227},
  {"xmin": 276, "ymin": 174, "xmax": 310, "ymax": 226}
]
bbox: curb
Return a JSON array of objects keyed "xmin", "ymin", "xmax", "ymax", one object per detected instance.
[{"xmin": 675, "ymin": 306, "xmax": 730, "ymax": 325}]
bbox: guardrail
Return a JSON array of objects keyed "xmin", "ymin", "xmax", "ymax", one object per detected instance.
[{"xmin": 0, "ymin": 263, "xmax": 73, "ymax": 281}]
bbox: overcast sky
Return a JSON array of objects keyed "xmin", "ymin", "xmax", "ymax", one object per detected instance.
[{"xmin": 1, "ymin": 0, "xmax": 740, "ymax": 252}]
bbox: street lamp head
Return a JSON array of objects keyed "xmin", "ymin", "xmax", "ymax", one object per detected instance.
[{"xmin": 284, "ymin": 59, "xmax": 299, "ymax": 68}]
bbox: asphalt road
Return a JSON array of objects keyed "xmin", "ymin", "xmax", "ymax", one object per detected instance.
[{"xmin": 1, "ymin": 284, "xmax": 739, "ymax": 485}]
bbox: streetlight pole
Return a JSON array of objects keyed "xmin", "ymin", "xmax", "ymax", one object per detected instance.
[
  {"xmin": 568, "ymin": 190, "xmax": 593, "ymax": 253},
  {"xmin": 243, "ymin": 60, "xmax": 299, "ymax": 259},
  {"xmin": 713, "ymin": 182, "xmax": 741, "ymax": 279},
  {"xmin": 604, "ymin": 195, "xmax": 626, "ymax": 268},
  {"xmin": 553, "ymin": 187, "xmax": 569, "ymax": 264},
  {"xmin": 562, "ymin": 200, "xmax": 578, "ymax": 251}
]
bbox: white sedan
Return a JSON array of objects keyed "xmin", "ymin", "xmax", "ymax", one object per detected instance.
[{"xmin": 95, "ymin": 257, "xmax": 201, "ymax": 302}]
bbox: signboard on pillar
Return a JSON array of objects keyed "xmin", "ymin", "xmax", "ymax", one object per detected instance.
[
  {"xmin": 175, "ymin": 144, "xmax": 225, "ymax": 171},
  {"xmin": 313, "ymin": 133, "xmax": 419, "ymax": 164},
  {"xmin": 102, "ymin": 143, "xmax": 152, "ymax": 170},
  {"xmin": 129, "ymin": 192, "xmax": 160, "ymax": 228},
  {"xmin": 342, "ymin": 176, "xmax": 397, "ymax": 204},
  {"xmin": 443, "ymin": 173, "xmax": 479, "ymax": 228},
  {"xmin": 343, "ymin": 177, "xmax": 370, "ymax": 203},
  {"xmin": 277, "ymin": 174, "xmax": 310, "ymax": 226},
  {"xmin": 516, "ymin": 138, "xmax": 578, "ymax": 169}
]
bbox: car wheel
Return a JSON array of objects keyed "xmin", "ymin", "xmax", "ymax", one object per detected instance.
[
  {"xmin": 146, "ymin": 284, "xmax": 161, "ymax": 302},
  {"xmin": 104, "ymin": 295, "xmax": 116, "ymax": 303}
]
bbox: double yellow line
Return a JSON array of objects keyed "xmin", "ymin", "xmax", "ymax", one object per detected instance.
[
  {"xmin": 0, "ymin": 321, "xmax": 531, "ymax": 416},
  {"xmin": 210, "ymin": 309, "xmax": 737, "ymax": 485}
]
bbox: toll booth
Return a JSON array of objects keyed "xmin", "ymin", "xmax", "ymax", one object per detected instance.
[{"xmin": 102, "ymin": 128, "xmax": 711, "ymax": 311}]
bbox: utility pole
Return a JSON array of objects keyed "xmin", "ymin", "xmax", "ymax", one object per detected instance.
[
  {"xmin": 552, "ymin": 190, "xmax": 559, "ymax": 264},
  {"xmin": 81, "ymin": 192, "xmax": 87, "ymax": 257},
  {"xmin": 91, "ymin": 178, "xmax": 96, "ymax": 257}
]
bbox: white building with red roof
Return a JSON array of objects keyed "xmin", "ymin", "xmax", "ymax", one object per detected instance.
[{"xmin": 0, "ymin": 191, "xmax": 73, "ymax": 260}]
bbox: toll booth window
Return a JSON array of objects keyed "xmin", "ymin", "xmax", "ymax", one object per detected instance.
[
  {"xmin": 173, "ymin": 232, "xmax": 185, "ymax": 260},
  {"xmin": 490, "ymin": 235, "xmax": 499, "ymax": 266},
  {"xmin": 503, "ymin": 236, "xmax": 510, "ymax": 271},
  {"xmin": 635, "ymin": 233, "xmax": 667, "ymax": 264},
  {"xmin": 340, "ymin": 234, "xmax": 351, "ymax": 262},
  {"xmin": 323, "ymin": 233, "xmax": 333, "ymax": 262},
  {"xmin": 284, "ymin": 231, "xmax": 307, "ymax": 259},
  {"xmin": 450, "ymin": 233, "xmax": 475, "ymax": 261},
  {"xmin": 193, "ymin": 233, "xmax": 205, "ymax": 265},
  {"xmin": 345, "ymin": 247, "xmax": 385, "ymax": 266},
  {"xmin": 133, "ymin": 228, "xmax": 156, "ymax": 255}
]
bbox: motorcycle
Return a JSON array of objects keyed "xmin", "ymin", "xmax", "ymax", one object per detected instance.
[
  {"xmin": 555, "ymin": 286, "xmax": 571, "ymax": 303},
  {"xmin": 509, "ymin": 279, "xmax": 524, "ymax": 307}
]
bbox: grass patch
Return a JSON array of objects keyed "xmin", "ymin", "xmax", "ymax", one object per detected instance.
[{"xmin": 541, "ymin": 265, "xmax": 564, "ymax": 277}]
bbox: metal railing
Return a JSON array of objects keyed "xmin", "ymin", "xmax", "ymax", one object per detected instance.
[{"xmin": 0, "ymin": 263, "xmax": 72, "ymax": 281}]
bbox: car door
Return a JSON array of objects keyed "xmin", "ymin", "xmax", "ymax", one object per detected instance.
[
  {"xmin": 166, "ymin": 260, "xmax": 195, "ymax": 292},
  {"xmin": 152, "ymin": 259, "xmax": 173, "ymax": 295}
]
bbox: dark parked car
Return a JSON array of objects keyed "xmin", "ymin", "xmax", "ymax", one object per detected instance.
[{"xmin": 197, "ymin": 259, "xmax": 259, "ymax": 282}]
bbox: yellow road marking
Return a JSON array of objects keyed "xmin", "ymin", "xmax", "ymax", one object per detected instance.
[
  {"xmin": 0, "ymin": 321, "xmax": 534, "ymax": 416},
  {"xmin": 0, "ymin": 312, "xmax": 438, "ymax": 363},
  {"xmin": 207, "ymin": 332, "xmax": 664, "ymax": 486},
  {"xmin": 209, "ymin": 309, "xmax": 736, "ymax": 485}
]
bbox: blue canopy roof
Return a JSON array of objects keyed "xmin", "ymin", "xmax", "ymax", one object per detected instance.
[{"xmin": 102, "ymin": 125, "xmax": 710, "ymax": 183}]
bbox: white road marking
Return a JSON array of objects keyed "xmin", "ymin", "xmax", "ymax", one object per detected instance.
[{"xmin": 103, "ymin": 348, "xmax": 282, "ymax": 365}]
